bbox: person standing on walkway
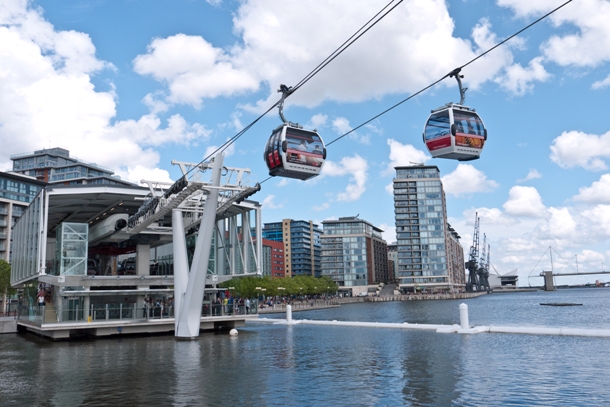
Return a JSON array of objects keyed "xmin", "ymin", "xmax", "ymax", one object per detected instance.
[{"xmin": 246, "ymin": 298, "xmax": 251, "ymax": 314}]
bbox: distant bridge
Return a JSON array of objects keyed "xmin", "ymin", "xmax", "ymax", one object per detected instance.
[
  {"xmin": 539, "ymin": 270, "xmax": 610, "ymax": 291},
  {"xmin": 540, "ymin": 270, "xmax": 610, "ymax": 277}
]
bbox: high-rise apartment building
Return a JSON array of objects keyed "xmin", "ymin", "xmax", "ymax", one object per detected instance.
[
  {"xmin": 320, "ymin": 216, "xmax": 390, "ymax": 294},
  {"xmin": 393, "ymin": 165, "xmax": 465, "ymax": 292},
  {"xmin": 0, "ymin": 171, "xmax": 46, "ymax": 261},
  {"xmin": 263, "ymin": 219, "xmax": 322, "ymax": 277},
  {"xmin": 10, "ymin": 147, "xmax": 132, "ymax": 186},
  {"xmin": 387, "ymin": 242, "xmax": 398, "ymax": 281}
]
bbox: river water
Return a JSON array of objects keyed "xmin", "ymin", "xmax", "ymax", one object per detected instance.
[{"xmin": 1, "ymin": 288, "xmax": 610, "ymax": 406}]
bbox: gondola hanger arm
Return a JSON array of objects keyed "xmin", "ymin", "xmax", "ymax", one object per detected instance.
[
  {"xmin": 277, "ymin": 84, "xmax": 294, "ymax": 124},
  {"xmin": 448, "ymin": 68, "xmax": 467, "ymax": 105}
]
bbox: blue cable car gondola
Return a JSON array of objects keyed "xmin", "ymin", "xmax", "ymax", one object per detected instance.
[
  {"xmin": 264, "ymin": 85, "xmax": 326, "ymax": 180},
  {"xmin": 423, "ymin": 69, "xmax": 487, "ymax": 161}
]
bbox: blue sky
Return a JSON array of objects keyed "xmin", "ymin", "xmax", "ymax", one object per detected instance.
[{"xmin": 2, "ymin": 0, "xmax": 610, "ymax": 286}]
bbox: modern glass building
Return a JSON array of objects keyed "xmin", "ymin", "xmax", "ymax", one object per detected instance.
[
  {"xmin": 393, "ymin": 165, "xmax": 465, "ymax": 293},
  {"xmin": 263, "ymin": 219, "xmax": 322, "ymax": 277},
  {"xmin": 10, "ymin": 147, "xmax": 133, "ymax": 186},
  {"xmin": 0, "ymin": 171, "xmax": 46, "ymax": 261},
  {"xmin": 320, "ymin": 216, "xmax": 390, "ymax": 295}
]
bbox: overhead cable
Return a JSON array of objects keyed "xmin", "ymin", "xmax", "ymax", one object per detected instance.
[
  {"xmin": 183, "ymin": 0, "xmax": 404, "ymax": 178},
  {"xmin": 325, "ymin": 0, "xmax": 573, "ymax": 147}
]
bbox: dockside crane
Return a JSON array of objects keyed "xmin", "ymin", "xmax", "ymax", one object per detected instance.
[
  {"xmin": 465, "ymin": 214, "xmax": 480, "ymax": 292},
  {"xmin": 477, "ymin": 234, "xmax": 491, "ymax": 293}
]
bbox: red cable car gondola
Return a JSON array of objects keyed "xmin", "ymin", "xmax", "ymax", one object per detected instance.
[
  {"xmin": 264, "ymin": 85, "xmax": 326, "ymax": 180},
  {"xmin": 423, "ymin": 69, "xmax": 487, "ymax": 161}
]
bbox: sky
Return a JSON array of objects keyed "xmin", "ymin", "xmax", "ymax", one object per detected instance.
[{"xmin": 2, "ymin": 0, "xmax": 610, "ymax": 286}]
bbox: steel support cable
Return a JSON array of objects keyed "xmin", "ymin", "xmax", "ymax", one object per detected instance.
[
  {"xmin": 183, "ymin": 0, "xmax": 405, "ymax": 178},
  {"xmin": 291, "ymin": 0, "xmax": 404, "ymax": 93},
  {"xmin": 325, "ymin": 0, "xmax": 573, "ymax": 147}
]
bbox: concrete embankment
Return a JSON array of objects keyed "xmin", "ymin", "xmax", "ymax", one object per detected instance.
[
  {"xmin": 365, "ymin": 292, "xmax": 488, "ymax": 302},
  {"xmin": 258, "ymin": 292, "xmax": 488, "ymax": 314},
  {"xmin": 0, "ymin": 317, "xmax": 17, "ymax": 334}
]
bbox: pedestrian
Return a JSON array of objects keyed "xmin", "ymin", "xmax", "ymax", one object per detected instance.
[
  {"xmin": 246, "ymin": 298, "xmax": 251, "ymax": 314},
  {"xmin": 37, "ymin": 292, "xmax": 45, "ymax": 307}
]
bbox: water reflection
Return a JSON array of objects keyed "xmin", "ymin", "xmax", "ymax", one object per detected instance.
[
  {"xmin": 172, "ymin": 340, "xmax": 200, "ymax": 406},
  {"xmin": 1, "ymin": 289, "xmax": 610, "ymax": 406}
]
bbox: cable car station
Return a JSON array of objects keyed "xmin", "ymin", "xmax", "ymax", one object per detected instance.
[{"xmin": 10, "ymin": 155, "xmax": 263, "ymax": 340}]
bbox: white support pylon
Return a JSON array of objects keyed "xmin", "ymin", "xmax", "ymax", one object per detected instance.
[{"xmin": 175, "ymin": 153, "xmax": 224, "ymax": 338}]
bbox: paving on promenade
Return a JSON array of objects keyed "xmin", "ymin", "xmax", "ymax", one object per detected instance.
[{"xmin": 258, "ymin": 291, "xmax": 489, "ymax": 314}]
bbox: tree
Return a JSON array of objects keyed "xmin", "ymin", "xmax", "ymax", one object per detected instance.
[{"xmin": 0, "ymin": 260, "xmax": 16, "ymax": 313}]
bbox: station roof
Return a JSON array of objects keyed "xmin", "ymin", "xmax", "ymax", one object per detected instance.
[{"xmin": 45, "ymin": 184, "xmax": 150, "ymax": 237}]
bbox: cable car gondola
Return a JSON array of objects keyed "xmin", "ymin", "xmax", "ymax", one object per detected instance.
[
  {"xmin": 264, "ymin": 85, "xmax": 327, "ymax": 180},
  {"xmin": 423, "ymin": 69, "xmax": 487, "ymax": 161}
]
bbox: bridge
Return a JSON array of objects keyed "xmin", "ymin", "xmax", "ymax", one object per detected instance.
[{"xmin": 539, "ymin": 270, "xmax": 610, "ymax": 291}]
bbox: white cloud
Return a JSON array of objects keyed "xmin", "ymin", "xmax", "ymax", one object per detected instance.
[
  {"xmin": 500, "ymin": 0, "xmax": 610, "ymax": 68},
  {"xmin": 379, "ymin": 223, "xmax": 396, "ymax": 244},
  {"xmin": 320, "ymin": 154, "xmax": 368, "ymax": 202},
  {"xmin": 137, "ymin": 0, "xmax": 520, "ymax": 112},
  {"xmin": 573, "ymin": 174, "xmax": 610, "ymax": 204},
  {"xmin": 503, "ymin": 186, "xmax": 547, "ymax": 217},
  {"xmin": 592, "ymin": 74, "xmax": 610, "ymax": 90},
  {"xmin": 313, "ymin": 202, "xmax": 330, "ymax": 211},
  {"xmin": 332, "ymin": 117, "xmax": 370, "ymax": 144},
  {"xmin": 385, "ymin": 139, "xmax": 430, "ymax": 175},
  {"xmin": 463, "ymin": 207, "xmax": 516, "ymax": 225},
  {"xmin": 495, "ymin": 57, "xmax": 551, "ymax": 96},
  {"xmin": 497, "ymin": 0, "xmax": 564, "ymax": 19},
  {"xmin": 537, "ymin": 207, "xmax": 576, "ymax": 240},
  {"xmin": 441, "ymin": 164, "xmax": 499, "ymax": 197},
  {"xmin": 0, "ymin": 1, "xmax": 210, "ymax": 181},
  {"xmin": 261, "ymin": 194, "xmax": 282, "ymax": 209},
  {"xmin": 133, "ymin": 34, "xmax": 259, "ymax": 107},
  {"xmin": 203, "ymin": 139, "xmax": 236, "ymax": 160},
  {"xmin": 550, "ymin": 130, "xmax": 610, "ymax": 171},
  {"xmin": 308, "ymin": 114, "xmax": 328, "ymax": 130},
  {"xmin": 581, "ymin": 205, "xmax": 610, "ymax": 240},
  {"xmin": 117, "ymin": 165, "xmax": 173, "ymax": 185},
  {"xmin": 517, "ymin": 169, "xmax": 542, "ymax": 183}
]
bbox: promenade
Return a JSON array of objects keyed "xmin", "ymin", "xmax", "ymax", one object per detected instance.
[{"xmin": 257, "ymin": 291, "xmax": 488, "ymax": 314}]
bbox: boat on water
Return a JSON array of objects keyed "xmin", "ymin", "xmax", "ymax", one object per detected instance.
[{"xmin": 540, "ymin": 303, "xmax": 583, "ymax": 306}]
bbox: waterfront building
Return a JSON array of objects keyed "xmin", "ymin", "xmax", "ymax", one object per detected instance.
[
  {"xmin": 0, "ymin": 171, "xmax": 46, "ymax": 262},
  {"xmin": 263, "ymin": 219, "xmax": 322, "ymax": 277},
  {"xmin": 393, "ymin": 165, "xmax": 466, "ymax": 293},
  {"xmin": 387, "ymin": 242, "xmax": 398, "ymax": 281},
  {"xmin": 10, "ymin": 147, "xmax": 133, "ymax": 186},
  {"xmin": 446, "ymin": 224, "xmax": 466, "ymax": 289},
  {"xmin": 320, "ymin": 216, "xmax": 390, "ymax": 295},
  {"xmin": 262, "ymin": 239, "xmax": 285, "ymax": 278}
]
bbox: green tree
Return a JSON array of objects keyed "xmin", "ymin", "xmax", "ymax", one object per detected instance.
[{"xmin": 0, "ymin": 260, "xmax": 16, "ymax": 312}]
